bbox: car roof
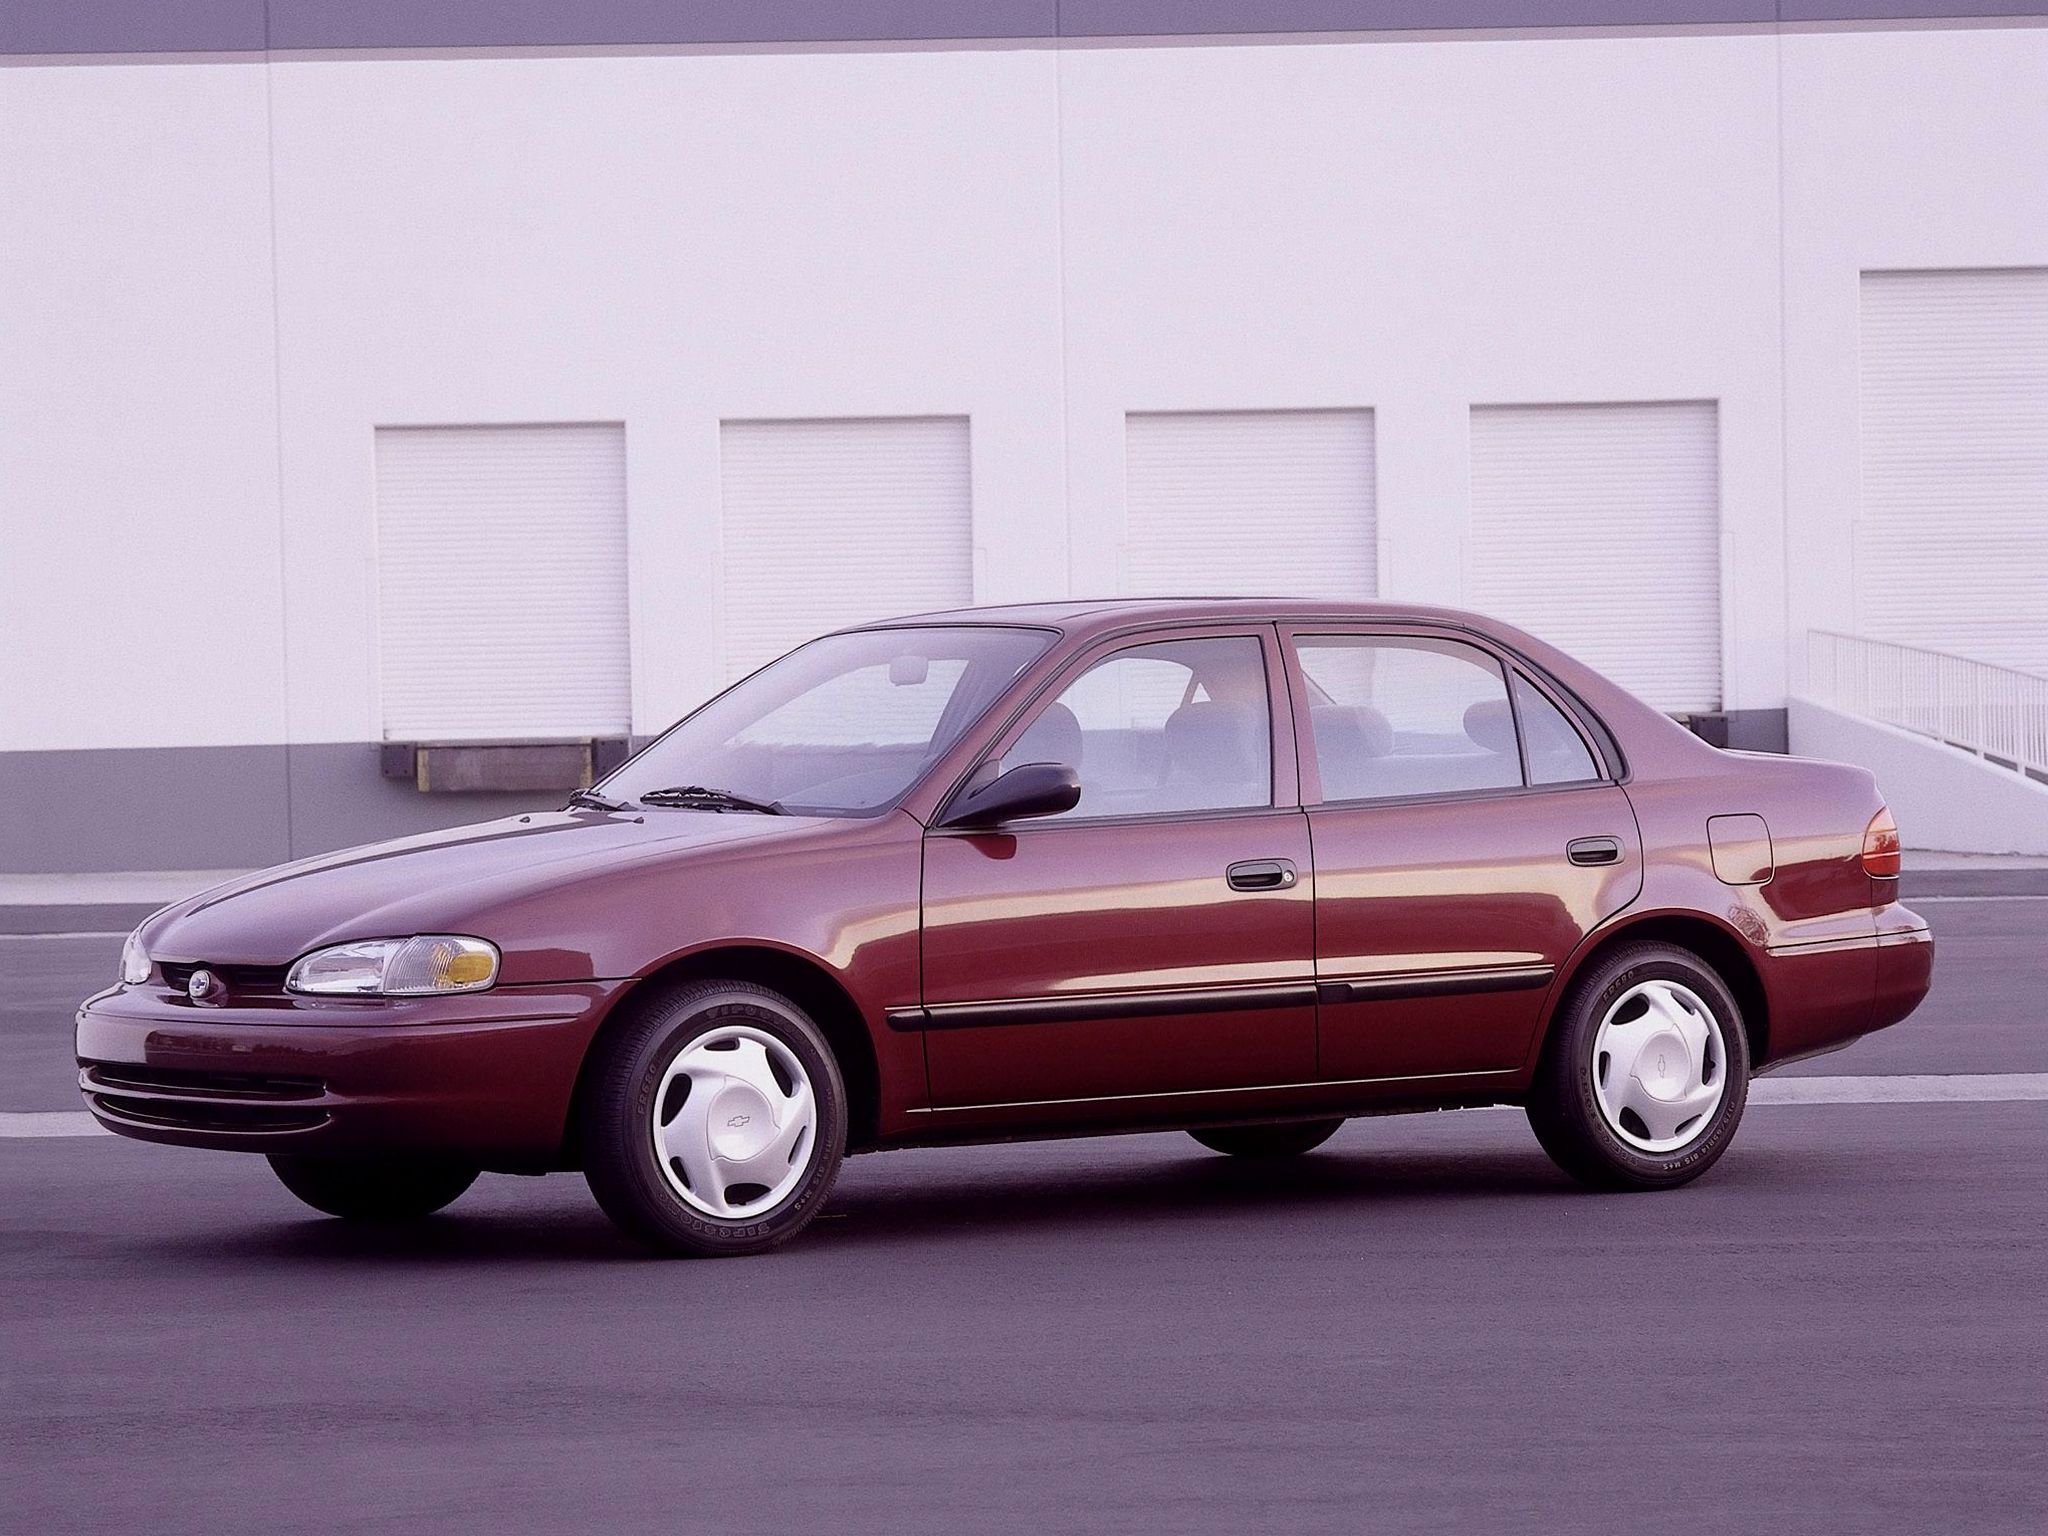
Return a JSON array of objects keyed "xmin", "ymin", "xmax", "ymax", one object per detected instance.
[
  {"xmin": 846, "ymin": 596, "xmax": 1496, "ymax": 637},
  {"xmin": 843, "ymin": 595, "xmax": 1720, "ymax": 785}
]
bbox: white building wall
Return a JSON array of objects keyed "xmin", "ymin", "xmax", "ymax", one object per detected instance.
[
  {"xmin": 3, "ymin": 25, "xmax": 2045, "ymax": 781},
  {"xmin": 1055, "ymin": 30, "xmax": 1784, "ymax": 724},
  {"xmin": 1779, "ymin": 25, "xmax": 2048, "ymax": 692},
  {"xmin": 0, "ymin": 61, "xmax": 285, "ymax": 752},
  {"xmin": 263, "ymin": 46, "xmax": 1068, "ymax": 748}
]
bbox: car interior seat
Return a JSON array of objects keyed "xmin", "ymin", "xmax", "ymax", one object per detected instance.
[{"xmin": 1161, "ymin": 700, "xmax": 1267, "ymax": 804}]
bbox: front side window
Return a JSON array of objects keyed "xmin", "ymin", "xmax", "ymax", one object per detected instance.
[
  {"xmin": 998, "ymin": 635, "xmax": 1273, "ymax": 820},
  {"xmin": 1296, "ymin": 635, "xmax": 1523, "ymax": 801},
  {"xmin": 603, "ymin": 626, "xmax": 1051, "ymax": 816}
]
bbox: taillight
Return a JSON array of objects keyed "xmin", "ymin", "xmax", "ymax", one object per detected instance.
[{"xmin": 1861, "ymin": 806, "xmax": 1902, "ymax": 879}]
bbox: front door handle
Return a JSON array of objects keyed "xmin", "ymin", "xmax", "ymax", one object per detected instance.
[
  {"xmin": 1226, "ymin": 859, "xmax": 1298, "ymax": 892},
  {"xmin": 1567, "ymin": 836, "xmax": 1623, "ymax": 867}
]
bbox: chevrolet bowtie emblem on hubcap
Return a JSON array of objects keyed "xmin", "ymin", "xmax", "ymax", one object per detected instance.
[{"xmin": 726, "ymin": 1113, "xmax": 751, "ymax": 1128}]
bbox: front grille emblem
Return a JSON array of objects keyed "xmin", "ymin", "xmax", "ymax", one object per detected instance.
[{"xmin": 187, "ymin": 969, "xmax": 222, "ymax": 1005}]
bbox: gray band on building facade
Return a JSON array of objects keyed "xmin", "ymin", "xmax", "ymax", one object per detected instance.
[
  {"xmin": 0, "ymin": 744, "xmax": 564, "ymax": 874},
  {"xmin": 0, "ymin": 713, "xmax": 1788, "ymax": 874},
  {"xmin": 4, "ymin": 1, "xmax": 2044, "ymax": 58}
]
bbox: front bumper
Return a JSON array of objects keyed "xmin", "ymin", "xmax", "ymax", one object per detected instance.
[{"xmin": 75, "ymin": 980, "xmax": 630, "ymax": 1167}]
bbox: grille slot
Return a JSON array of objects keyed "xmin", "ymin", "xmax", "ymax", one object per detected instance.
[
  {"xmin": 90, "ymin": 1095, "xmax": 329, "ymax": 1134},
  {"xmin": 80, "ymin": 1062, "xmax": 331, "ymax": 1135},
  {"xmin": 83, "ymin": 1063, "xmax": 324, "ymax": 1101},
  {"xmin": 158, "ymin": 961, "xmax": 292, "ymax": 996}
]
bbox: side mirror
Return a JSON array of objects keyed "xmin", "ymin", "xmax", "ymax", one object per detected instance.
[{"xmin": 939, "ymin": 761, "xmax": 1081, "ymax": 829}]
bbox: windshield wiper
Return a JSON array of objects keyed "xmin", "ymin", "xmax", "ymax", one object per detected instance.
[
  {"xmin": 638, "ymin": 784, "xmax": 784, "ymax": 815},
  {"xmin": 566, "ymin": 788, "xmax": 630, "ymax": 812}
]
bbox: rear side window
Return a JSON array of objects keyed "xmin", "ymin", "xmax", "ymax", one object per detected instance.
[
  {"xmin": 1296, "ymin": 636, "xmax": 1522, "ymax": 801},
  {"xmin": 999, "ymin": 636, "xmax": 1272, "ymax": 819},
  {"xmin": 1512, "ymin": 671, "xmax": 1600, "ymax": 785}
]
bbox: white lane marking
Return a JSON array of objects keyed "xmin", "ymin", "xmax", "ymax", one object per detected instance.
[
  {"xmin": 4, "ymin": 1075, "xmax": 2046, "ymax": 1139},
  {"xmin": 1751, "ymin": 1073, "xmax": 2048, "ymax": 1104},
  {"xmin": 0, "ymin": 931, "xmax": 129, "ymax": 941},
  {"xmin": 1909, "ymin": 894, "xmax": 2048, "ymax": 903},
  {"xmin": 1, "ymin": 1112, "xmax": 110, "ymax": 1138}
]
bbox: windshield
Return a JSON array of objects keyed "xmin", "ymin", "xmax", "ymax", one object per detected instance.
[{"xmin": 599, "ymin": 626, "xmax": 1054, "ymax": 817}]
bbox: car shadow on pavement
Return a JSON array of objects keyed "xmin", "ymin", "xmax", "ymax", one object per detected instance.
[
  {"xmin": 145, "ymin": 1144, "xmax": 1577, "ymax": 1266},
  {"xmin": 136, "ymin": 1205, "xmax": 645, "ymax": 1267},
  {"xmin": 811, "ymin": 1144, "xmax": 1589, "ymax": 1248},
  {"xmin": 111, "ymin": 1136, "xmax": 1814, "ymax": 1268}
]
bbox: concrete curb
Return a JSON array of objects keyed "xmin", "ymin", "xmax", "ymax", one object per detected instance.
[
  {"xmin": 1899, "ymin": 870, "xmax": 2048, "ymax": 898},
  {"xmin": 1, "ymin": 902, "xmax": 161, "ymax": 936}
]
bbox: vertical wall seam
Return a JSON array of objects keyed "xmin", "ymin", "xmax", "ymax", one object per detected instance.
[
  {"xmin": 261, "ymin": 23, "xmax": 297, "ymax": 859},
  {"xmin": 1773, "ymin": 23, "xmax": 1795, "ymax": 706},
  {"xmin": 1053, "ymin": 17, "xmax": 1078, "ymax": 598}
]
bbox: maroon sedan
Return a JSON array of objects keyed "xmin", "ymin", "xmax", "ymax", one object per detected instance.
[{"xmin": 79, "ymin": 600, "xmax": 1932, "ymax": 1255}]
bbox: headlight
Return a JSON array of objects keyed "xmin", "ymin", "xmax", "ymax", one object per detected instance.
[
  {"xmin": 286, "ymin": 935, "xmax": 499, "ymax": 997},
  {"xmin": 120, "ymin": 929, "xmax": 152, "ymax": 986}
]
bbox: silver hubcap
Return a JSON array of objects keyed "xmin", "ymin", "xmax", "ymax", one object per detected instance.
[
  {"xmin": 1591, "ymin": 979, "xmax": 1727, "ymax": 1154},
  {"xmin": 652, "ymin": 1024, "xmax": 817, "ymax": 1219}
]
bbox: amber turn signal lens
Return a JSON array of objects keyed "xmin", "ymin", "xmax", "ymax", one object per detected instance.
[
  {"xmin": 1861, "ymin": 807, "xmax": 1902, "ymax": 879},
  {"xmin": 441, "ymin": 949, "xmax": 496, "ymax": 986}
]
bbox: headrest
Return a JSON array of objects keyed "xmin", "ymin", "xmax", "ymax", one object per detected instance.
[
  {"xmin": 1162, "ymin": 700, "xmax": 1264, "ymax": 777},
  {"xmin": 1311, "ymin": 704, "xmax": 1393, "ymax": 761},
  {"xmin": 1463, "ymin": 698, "xmax": 1518, "ymax": 756},
  {"xmin": 1010, "ymin": 701, "xmax": 1082, "ymax": 771}
]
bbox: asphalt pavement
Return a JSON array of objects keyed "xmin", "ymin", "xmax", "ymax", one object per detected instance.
[{"xmin": 5, "ymin": 894, "xmax": 2046, "ymax": 1533}]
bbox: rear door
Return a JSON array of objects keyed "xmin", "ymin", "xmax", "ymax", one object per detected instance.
[
  {"xmin": 918, "ymin": 626, "xmax": 1317, "ymax": 1118},
  {"xmin": 1282, "ymin": 626, "xmax": 1643, "ymax": 1084}
]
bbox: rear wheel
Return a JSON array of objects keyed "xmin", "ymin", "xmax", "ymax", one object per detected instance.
[
  {"xmin": 1527, "ymin": 941, "xmax": 1749, "ymax": 1191},
  {"xmin": 580, "ymin": 979, "xmax": 846, "ymax": 1257},
  {"xmin": 268, "ymin": 1154, "xmax": 478, "ymax": 1223},
  {"xmin": 1188, "ymin": 1119, "xmax": 1343, "ymax": 1159}
]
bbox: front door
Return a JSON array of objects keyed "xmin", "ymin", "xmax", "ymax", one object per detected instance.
[
  {"xmin": 1281, "ymin": 626, "xmax": 1643, "ymax": 1085},
  {"xmin": 918, "ymin": 627, "xmax": 1316, "ymax": 1118}
]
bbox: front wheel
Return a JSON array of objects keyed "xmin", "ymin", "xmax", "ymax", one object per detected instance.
[
  {"xmin": 268, "ymin": 1153, "xmax": 479, "ymax": 1222},
  {"xmin": 1189, "ymin": 1118, "xmax": 1344, "ymax": 1159},
  {"xmin": 1527, "ymin": 941, "xmax": 1750, "ymax": 1191},
  {"xmin": 580, "ymin": 979, "xmax": 847, "ymax": 1257}
]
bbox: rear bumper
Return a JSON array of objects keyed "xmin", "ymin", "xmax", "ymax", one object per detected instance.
[
  {"xmin": 1871, "ymin": 920, "xmax": 1936, "ymax": 1033},
  {"xmin": 74, "ymin": 981, "xmax": 628, "ymax": 1167},
  {"xmin": 1758, "ymin": 904, "xmax": 1933, "ymax": 1068}
]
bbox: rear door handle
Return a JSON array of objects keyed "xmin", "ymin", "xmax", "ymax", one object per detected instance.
[
  {"xmin": 1567, "ymin": 837, "xmax": 1623, "ymax": 867},
  {"xmin": 1226, "ymin": 859, "xmax": 1298, "ymax": 892}
]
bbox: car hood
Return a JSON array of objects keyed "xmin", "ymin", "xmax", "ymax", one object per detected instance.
[{"xmin": 139, "ymin": 809, "xmax": 839, "ymax": 969}]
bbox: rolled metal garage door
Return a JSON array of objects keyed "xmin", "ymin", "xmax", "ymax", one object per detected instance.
[
  {"xmin": 375, "ymin": 422, "xmax": 631, "ymax": 742},
  {"xmin": 1467, "ymin": 400, "xmax": 1723, "ymax": 714},
  {"xmin": 1858, "ymin": 268, "xmax": 2048, "ymax": 677},
  {"xmin": 1122, "ymin": 408, "xmax": 1378, "ymax": 602},
  {"xmin": 719, "ymin": 416, "xmax": 974, "ymax": 680}
]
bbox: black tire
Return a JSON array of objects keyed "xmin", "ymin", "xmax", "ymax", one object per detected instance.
[
  {"xmin": 580, "ymin": 979, "xmax": 847, "ymax": 1257},
  {"xmin": 1188, "ymin": 1118, "xmax": 1344, "ymax": 1159},
  {"xmin": 1526, "ymin": 941, "xmax": 1750, "ymax": 1191},
  {"xmin": 268, "ymin": 1153, "xmax": 479, "ymax": 1223}
]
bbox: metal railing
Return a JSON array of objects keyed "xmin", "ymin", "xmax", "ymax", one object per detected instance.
[{"xmin": 1807, "ymin": 631, "xmax": 2048, "ymax": 783}]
